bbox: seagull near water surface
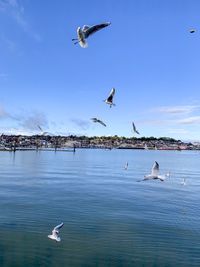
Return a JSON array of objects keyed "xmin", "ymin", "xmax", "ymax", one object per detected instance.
[
  {"xmin": 91, "ymin": 118, "xmax": 106, "ymax": 127},
  {"xmin": 141, "ymin": 161, "xmax": 168, "ymax": 182},
  {"xmin": 181, "ymin": 178, "xmax": 186, "ymax": 186},
  {"xmin": 124, "ymin": 161, "xmax": 128, "ymax": 170},
  {"xmin": 48, "ymin": 222, "xmax": 64, "ymax": 242},
  {"xmin": 72, "ymin": 22, "xmax": 111, "ymax": 48}
]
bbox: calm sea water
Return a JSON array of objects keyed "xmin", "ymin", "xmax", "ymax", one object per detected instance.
[{"xmin": 0, "ymin": 149, "xmax": 200, "ymax": 267}]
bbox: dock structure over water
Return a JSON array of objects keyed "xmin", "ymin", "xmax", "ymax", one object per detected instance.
[{"xmin": 0, "ymin": 147, "xmax": 76, "ymax": 153}]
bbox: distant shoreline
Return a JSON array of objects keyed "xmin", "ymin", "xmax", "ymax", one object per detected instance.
[
  {"xmin": 0, "ymin": 134, "xmax": 200, "ymax": 151},
  {"xmin": 0, "ymin": 146, "xmax": 199, "ymax": 152}
]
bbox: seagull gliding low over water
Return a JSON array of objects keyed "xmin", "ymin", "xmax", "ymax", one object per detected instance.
[
  {"xmin": 142, "ymin": 161, "xmax": 167, "ymax": 182},
  {"xmin": 48, "ymin": 222, "xmax": 64, "ymax": 242}
]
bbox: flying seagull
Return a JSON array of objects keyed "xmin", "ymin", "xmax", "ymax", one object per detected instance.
[
  {"xmin": 37, "ymin": 125, "xmax": 48, "ymax": 136},
  {"xmin": 189, "ymin": 29, "xmax": 196, "ymax": 33},
  {"xmin": 91, "ymin": 118, "xmax": 106, "ymax": 127},
  {"xmin": 104, "ymin": 88, "xmax": 115, "ymax": 108},
  {"xmin": 132, "ymin": 122, "xmax": 140, "ymax": 135},
  {"xmin": 72, "ymin": 22, "xmax": 111, "ymax": 48},
  {"xmin": 48, "ymin": 222, "xmax": 64, "ymax": 242},
  {"xmin": 124, "ymin": 161, "xmax": 128, "ymax": 170},
  {"xmin": 141, "ymin": 161, "xmax": 167, "ymax": 182},
  {"xmin": 181, "ymin": 178, "xmax": 186, "ymax": 186}
]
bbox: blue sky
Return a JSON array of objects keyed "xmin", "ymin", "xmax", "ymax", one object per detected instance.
[{"xmin": 0, "ymin": 0, "xmax": 200, "ymax": 140}]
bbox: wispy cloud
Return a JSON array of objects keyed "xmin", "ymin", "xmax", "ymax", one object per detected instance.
[
  {"xmin": 0, "ymin": 127, "xmax": 34, "ymax": 135},
  {"xmin": 18, "ymin": 111, "xmax": 48, "ymax": 131},
  {"xmin": 168, "ymin": 128, "xmax": 189, "ymax": 134},
  {"xmin": 0, "ymin": 34, "xmax": 17, "ymax": 52},
  {"xmin": 0, "ymin": 73, "xmax": 8, "ymax": 78},
  {"xmin": 138, "ymin": 119, "xmax": 167, "ymax": 125},
  {"xmin": 177, "ymin": 116, "xmax": 200, "ymax": 125},
  {"xmin": 71, "ymin": 118, "xmax": 90, "ymax": 130},
  {"xmin": 0, "ymin": 105, "xmax": 10, "ymax": 119},
  {"xmin": 152, "ymin": 105, "xmax": 199, "ymax": 115},
  {"xmin": 0, "ymin": 0, "xmax": 41, "ymax": 41}
]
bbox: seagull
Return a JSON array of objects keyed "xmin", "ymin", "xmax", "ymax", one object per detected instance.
[
  {"xmin": 104, "ymin": 88, "xmax": 115, "ymax": 108},
  {"xmin": 124, "ymin": 162, "xmax": 128, "ymax": 170},
  {"xmin": 142, "ymin": 161, "xmax": 167, "ymax": 181},
  {"xmin": 48, "ymin": 222, "xmax": 64, "ymax": 242},
  {"xmin": 91, "ymin": 118, "xmax": 106, "ymax": 127},
  {"xmin": 132, "ymin": 122, "xmax": 140, "ymax": 135},
  {"xmin": 37, "ymin": 125, "xmax": 48, "ymax": 136},
  {"xmin": 189, "ymin": 29, "xmax": 196, "ymax": 33},
  {"xmin": 72, "ymin": 22, "xmax": 111, "ymax": 48},
  {"xmin": 181, "ymin": 178, "xmax": 186, "ymax": 186}
]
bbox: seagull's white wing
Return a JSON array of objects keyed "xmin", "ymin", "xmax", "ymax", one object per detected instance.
[
  {"xmin": 151, "ymin": 161, "xmax": 159, "ymax": 176},
  {"xmin": 82, "ymin": 25, "xmax": 90, "ymax": 32},
  {"xmin": 106, "ymin": 88, "xmax": 115, "ymax": 102},
  {"xmin": 109, "ymin": 88, "xmax": 115, "ymax": 97},
  {"xmin": 54, "ymin": 222, "xmax": 64, "ymax": 231}
]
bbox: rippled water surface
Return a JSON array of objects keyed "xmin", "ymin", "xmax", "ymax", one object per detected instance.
[{"xmin": 0, "ymin": 149, "xmax": 200, "ymax": 267}]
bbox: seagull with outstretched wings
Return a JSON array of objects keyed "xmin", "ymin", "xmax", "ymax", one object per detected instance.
[
  {"xmin": 72, "ymin": 22, "xmax": 111, "ymax": 48},
  {"xmin": 132, "ymin": 122, "xmax": 140, "ymax": 135},
  {"xmin": 37, "ymin": 125, "xmax": 48, "ymax": 136},
  {"xmin": 104, "ymin": 88, "xmax": 115, "ymax": 108},
  {"xmin": 48, "ymin": 222, "xmax": 64, "ymax": 242},
  {"xmin": 141, "ymin": 161, "xmax": 167, "ymax": 182},
  {"xmin": 91, "ymin": 118, "xmax": 106, "ymax": 127}
]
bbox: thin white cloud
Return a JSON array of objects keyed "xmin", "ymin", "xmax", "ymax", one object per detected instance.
[
  {"xmin": 153, "ymin": 105, "xmax": 199, "ymax": 114},
  {"xmin": 138, "ymin": 119, "xmax": 167, "ymax": 125},
  {"xmin": 0, "ymin": 105, "xmax": 9, "ymax": 118},
  {"xmin": 177, "ymin": 116, "xmax": 200, "ymax": 125},
  {"xmin": 0, "ymin": 127, "xmax": 34, "ymax": 135},
  {"xmin": 168, "ymin": 128, "xmax": 189, "ymax": 134},
  {"xmin": 0, "ymin": 0, "xmax": 41, "ymax": 41},
  {"xmin": 0, "ymin": 73, "xmax": 8, "ymax": 78},
  {"xmin": 18, "ymin": 111, "xmax": 48, "ymax": 131},
  {"xmin": 71, "ymin": 118, "xmax": 90, "ymax": 130},
  {"xmin": 0, "ymin": 34, "xmax": 17, "ymax": 52}
]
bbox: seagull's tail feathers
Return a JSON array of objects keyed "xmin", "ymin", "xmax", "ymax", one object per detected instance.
[
  {"xmin": 79, "ymin": 39, "xmax": 88, "ymax": 48},
  {"xmin": 157, "ymin": 175, "xmax": 166, "ymax": 181}
]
